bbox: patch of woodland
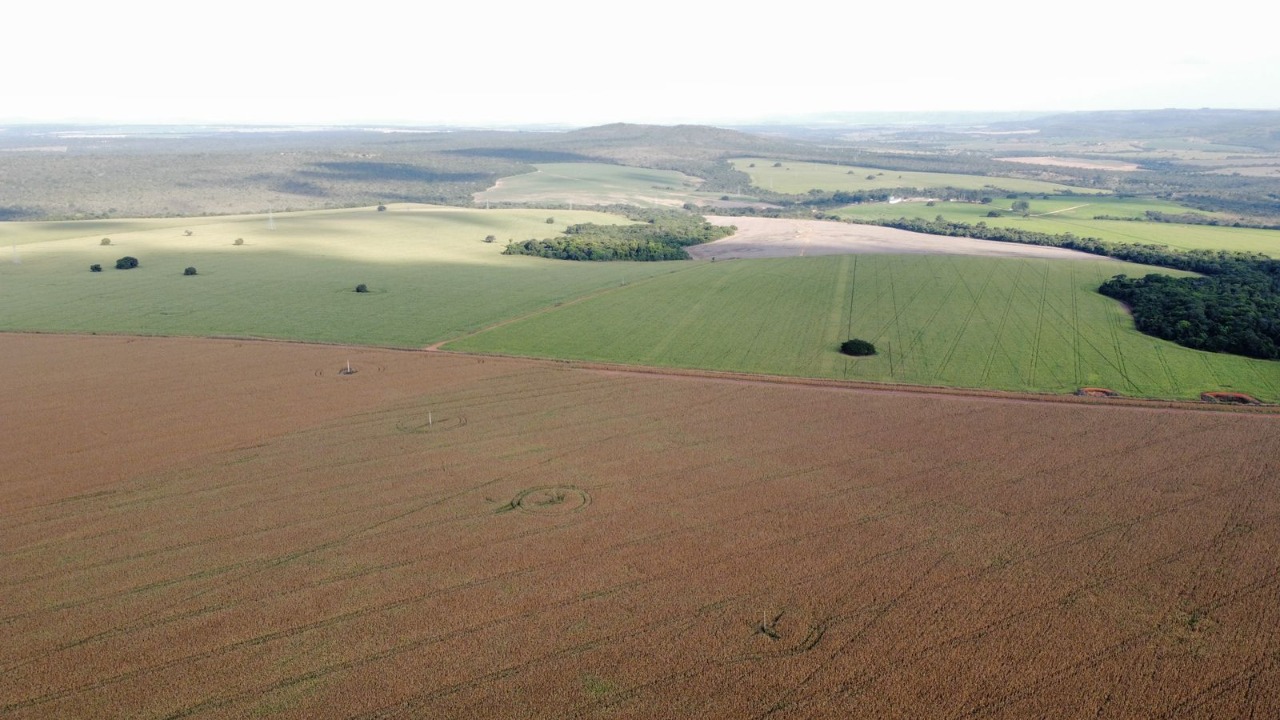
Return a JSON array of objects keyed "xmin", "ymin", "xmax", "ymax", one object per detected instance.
[{"xmin": 503, "ymin": 209, "xmax": 735, "ymax": 261}]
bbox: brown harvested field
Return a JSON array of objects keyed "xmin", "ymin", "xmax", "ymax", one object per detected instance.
[
  {"xmin": 692, "ymin": 216, "xmax": 1119, "ymax": 260},
  {"xmin": 4, "ymin": 333, "xmax": 1280, "ymax": 718}
]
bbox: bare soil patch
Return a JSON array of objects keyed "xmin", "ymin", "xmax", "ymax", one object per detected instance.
[
  {"xmin": 1201, "ymin": 391, "xmax": 1263, "ymax": 405},
  {"xmin": 693, "ymin": 216, "xmax": 1118, "ymax": 261},
  {"xmin": 4, "ymin": 334, "xmax": 1280, "ymax": 718}
]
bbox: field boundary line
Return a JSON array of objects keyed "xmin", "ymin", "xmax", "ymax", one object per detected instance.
[{"xmin": 6, "ymin": 331, "xmax": 1276, "ymax": 412}]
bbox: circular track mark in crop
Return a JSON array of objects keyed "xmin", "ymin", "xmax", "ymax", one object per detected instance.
[
  {"xmin": 395, "ymin": 414, "xmax": 468, "ymax": 433},
  {"xmin": 508, "ymin": 485, "xmax": 591, "ymax": 515}
]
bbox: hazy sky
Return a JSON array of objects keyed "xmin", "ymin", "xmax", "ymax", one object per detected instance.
[{"xmin": 4, "ymin": 0, "xmax": 1277, "ymax": 126}]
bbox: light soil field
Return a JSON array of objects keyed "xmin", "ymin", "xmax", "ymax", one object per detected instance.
[
  {"xmin": 473, "ymin": 163, "xmax": 714, "ymax": 207},
  {"xmin": 836, "ymin": 199, "xmax": 1280, "ymax": 256},
  {"xmin": 995, "ymin": 156, "xmax": 1141, "ymax": 171},
  {"xmin": 0, "ymin": 205, "xmax": 676, "ymax": 346},
  {"xmin": 732, "ymin": 158, "xmax": 1106, "ymax": 195},
  {"xmin": 4, "ymin": 334, "xmax": 1280, "ymax": 718},
  {"xmin": 449, "ymin": 253, "xmax": 1280, "ymax": 402},
  {"xmin": 690, "ymin": 216, "xmax": 1121, "ymax": 261}
]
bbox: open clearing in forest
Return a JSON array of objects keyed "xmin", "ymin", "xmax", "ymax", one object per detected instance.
[
  {"xmin": 473, "ymin": 163, "xmax": 715, "ymax": 207},
  {"xmin": 732, "ymin": 158, "xmax": 1105, "ymax": 195},
  {"xmin": 996, "ymin": 156, "xmax": 1142, "ymax": 171},
  {"xmin": 3, "ymin": 334, "xmax": 1279, "ymax": 718}
]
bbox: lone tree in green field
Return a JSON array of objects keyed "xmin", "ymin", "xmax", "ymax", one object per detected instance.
[
  {"xmin": 355, "ymin": 283, "xmax": 369, "ymax": 293},
  {"xmin": 115, "ymin": 256, "xmax": 139, "ymax": 270},
  {"xmin": 840, "ymin": 339, "xmax": 877, "ymax": 356},
  {"xmin": 183, "ymin": 266, "xmax": 198, "ymax": 276}
]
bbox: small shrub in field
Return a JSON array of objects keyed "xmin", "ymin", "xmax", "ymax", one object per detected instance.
[
  {"xmin": 183, "ymin": 266, "xmax": 198, "ymax": 276},
  {"xmin": 987, "ymin": 210, "xmax": 1003, "ymax": 217},
  {"xmin": 484, "ymin": 235, "xmax": 496, "ymax": 243},
  {"xmin": 90, "ymin": 264, "xmax": 102, "ymax": 272},
  {"xmin": 183, "ymin": 230, "xmax": 193, "ymax": 236},
  {"xmin": 100, "ymin": 237, "xmax": 111, "ymax": 246},
  {"xmin": 772, "ymin": 162, "xmax": 782, "ymax": 167},
  {"xmin": 840, "ymin": 338, "xmax": 877, "ymax": 357},
  {"xmin": 115, "ymin": 256, "xmax": 139, "ymax": 270},
  {"xmin": 234, "ymin": 238, "xmax": 244, "ymax": 246},
  {"xmin": 545, "ymin": 217, "xmax": 555, "ymax": 224},
  {"xmin": 355, "ymin": 284, "xmax": 369, "ymax": 293},
  {"xmin": 377, "ymin": 205, "xmax": 387, "ymax": 212}
]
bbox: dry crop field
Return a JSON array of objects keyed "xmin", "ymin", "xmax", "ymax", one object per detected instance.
[{"xmin": 3, "ymin": 334, "xmax": 1280, "ymax": 718}]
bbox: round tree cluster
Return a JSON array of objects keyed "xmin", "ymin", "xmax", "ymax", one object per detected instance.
[{"xmin": 839, "ymin": 339, "xmax": 877, "ymax": 357}]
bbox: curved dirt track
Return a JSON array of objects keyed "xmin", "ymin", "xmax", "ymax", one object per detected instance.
[
  {"xmin": 5, "ymin": 333, "xmax": 1280, "ymax": 719},
  {"xmin": 692, "ymin": 216, "xmax": 1118, "ymax": 261}
]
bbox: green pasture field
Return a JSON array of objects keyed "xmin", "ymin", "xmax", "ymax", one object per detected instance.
[
  {"xmin": 0, "ymin": 217, "xmax": 204, "ymax": 246},
  {"xmin": 0, "ymin": 205, "xmax": 675, "ymax": 347},
  {"xmin": 473, "ymin": 163, "xmax": 715, "ymax": 207},
  {"xmin": 6, "ymin": 205, "xmax": 1277, "ymax": 401},
  {"xmin": 448, "ymin": 254, "xmax": 1280, "ymax": 402},
  {"xmin": 732, "ymin": 158, "xmax": 1106, "ymax": 196},
  {"xmin": 835, "ymin": 197, "xmax": 1280, "ymax": 255}
]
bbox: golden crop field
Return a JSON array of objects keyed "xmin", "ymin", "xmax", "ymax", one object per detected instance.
[{"xmin": 4, "ymin": 334, "xmax": 1279, "ymax": 718}]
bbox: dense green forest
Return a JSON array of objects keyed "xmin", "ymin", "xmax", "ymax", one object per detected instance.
[{"xmin": 1099, "ymin": 263, "xmax": 1280, "ymax": 360}]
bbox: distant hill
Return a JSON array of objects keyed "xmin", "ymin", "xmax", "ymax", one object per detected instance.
[{"xmin": 988, "ymin": 109, "xmax": 1280, "ymax": 151}]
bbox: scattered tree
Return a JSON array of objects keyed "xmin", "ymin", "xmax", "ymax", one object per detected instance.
[
  {"xmin": 840, "ymin": 339, "xmax": 877, "ymax": 356},
  {"xmin": 115, "ymin": 256, "xmax": 139, "ymax": 270},
  {"xmin": 355, "ymin": 283, "xmax": 369, "ymax": 293},
  {"xmin": 100, "ymin": 237, "xmax": 111, "ymax": 246},
  {"xmin": 376, "ymin": 204, "xmax": 387, "ymax": 211},
  {"xmin": 233, "ymin": 237, "xmax": 244, "ymax": 245},
  {"xmin": 183, "ymin": 266, "xmax": 198, "ymax": 276},
  {"xmin": 90, "ymin": 264, "xmax": 102, "ymax": 272},
  {"xmin": 545, "ymin": 217, "xmax": 555, "ymax": 224},
  {"xmin": 1011, "ymin": 199, "xmax": 1031, "ymax": 215},
  {"xmin": 987, "ymin": 210, "xmax": 1003, "ymax": 217},
  {"xmin": 484, "ymin": 234, "xmax": 496, "ymax": 243},
  {"xmin": 183, "ymin": 230, "xmax": 193, "ymax": 236}
]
